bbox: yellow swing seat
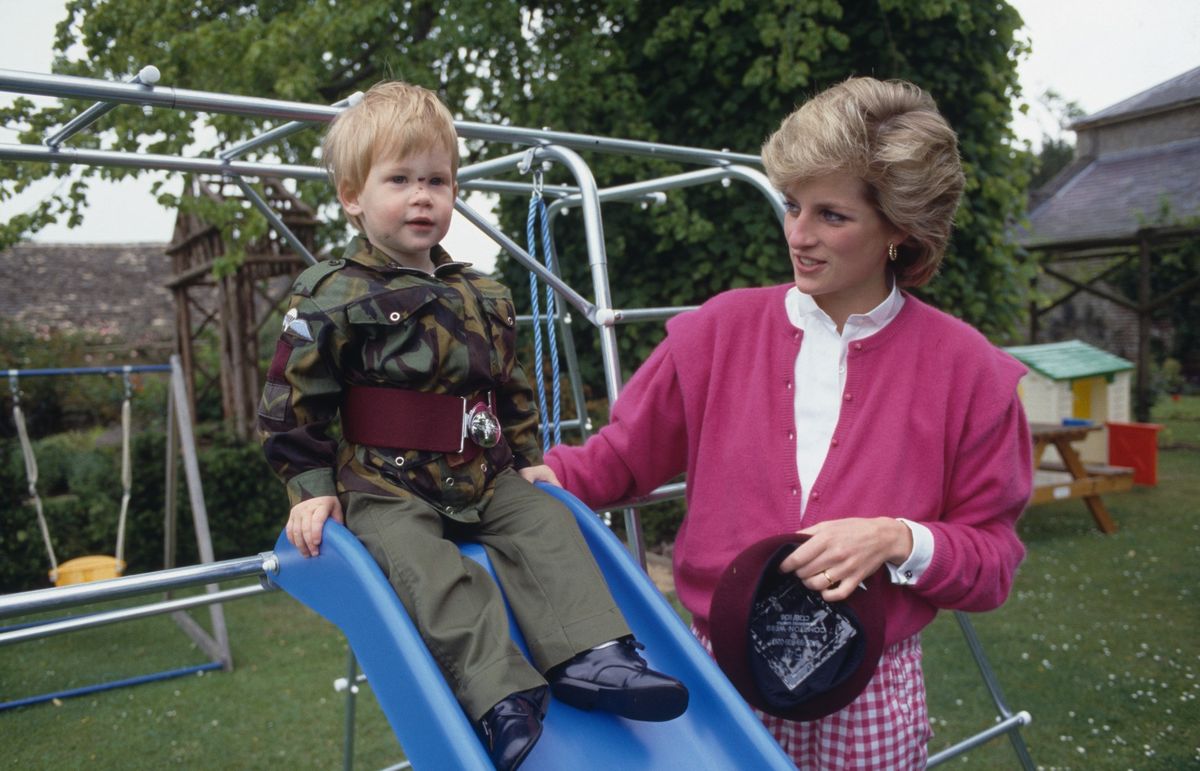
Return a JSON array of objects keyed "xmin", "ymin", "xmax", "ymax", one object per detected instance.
[{"xmin": 54, "ymin": 555, "xmax": 127, "ymax": 587}]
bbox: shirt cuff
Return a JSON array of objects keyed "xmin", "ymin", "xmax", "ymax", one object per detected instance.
[
  {"xmin": 885, "ymin": 519, "xmax": 934, "ymax": 586},
  {"xmin": 285, "ymin": 467, "xmax": 338, "ymax": 508}
]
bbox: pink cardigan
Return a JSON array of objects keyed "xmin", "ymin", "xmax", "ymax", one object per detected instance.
[{"xmin": 546, "ymin": 285, "xmax": 1032, "ymax": 645}]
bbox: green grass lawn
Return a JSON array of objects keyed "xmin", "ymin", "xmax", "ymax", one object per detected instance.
[
  {"xmin": 3, "ymin": 399, "xmax": 1199, "ymax": 769},
  {"xmin": 923, "ymin": 396, "xmax": 1200, "ymax": 769}
]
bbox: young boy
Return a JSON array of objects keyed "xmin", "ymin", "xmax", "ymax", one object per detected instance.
[{"xmin": 257, "ymin": 81, "xmax": 687, "ymax": 770}]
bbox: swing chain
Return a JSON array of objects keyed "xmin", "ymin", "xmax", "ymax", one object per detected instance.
[
  {"xmin": 7, "ymin": 371, "xmax": 19, "ymax": 407},
  {"xmin": 122, "ymin": 366, "xmax": 134, "ymax": 400}
]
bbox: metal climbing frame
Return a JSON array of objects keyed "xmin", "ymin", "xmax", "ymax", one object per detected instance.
[
  {"xmin": 0, "ymin": 356, "xmax": 234, "ymax": 710},
  {"xmin": 0, "ymin": 67, "xmax": 1031, "ymax": 767}
]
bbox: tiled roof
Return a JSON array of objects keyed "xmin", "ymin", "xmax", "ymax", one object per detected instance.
[
  {"xmin": 1021, "ymin": 137, "xmax": 1200, "ymax": 247},
  {"xmin": 0, "ymin": 242, "xmax": 174, "ymax": 348},
  {"xmin": 1073, "ymin": 66, "xmax": 1200, "ymax": 129},
  {"xmin": 1005, "ymin": 339, "xmax": 1134, "ymax": 381}
]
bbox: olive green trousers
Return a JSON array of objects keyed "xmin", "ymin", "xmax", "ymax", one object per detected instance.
[{"xmin": 344, "ymin": 469, "xmax": 630, "ymax": 720}]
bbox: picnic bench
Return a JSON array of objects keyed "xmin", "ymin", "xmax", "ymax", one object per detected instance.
[{"xmin": 1029, "ymin": 422, "xmax": 1134, "ymax": 534}]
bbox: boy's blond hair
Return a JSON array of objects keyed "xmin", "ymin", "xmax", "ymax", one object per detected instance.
[
  {"xmin": 762, "ymin": 77, "xmax": 965, "ymax": 288},
  {"xmin": 322, "ymin": 81, "xmax": 460, "ymax": 231}
]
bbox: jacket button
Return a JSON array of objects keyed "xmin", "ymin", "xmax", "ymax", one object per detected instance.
[
  {"xmin": 389, "ymin": 311, "xmax": 401, "ymax": 321},
  {"xmin": 444, "ymin": 477, "xmax": 455, "ymax": 486},
  {"xmin": 394, "ymin": 457, "xmax": 405, "ymax": 467},
  {"xmin": 481, "ymin": 463, "xmax": 488, "ymax": 473}
]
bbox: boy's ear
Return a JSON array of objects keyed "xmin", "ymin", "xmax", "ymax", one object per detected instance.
[{"xmin": 338, "ymin": 182, "xmax": 363, "ymax": 217}]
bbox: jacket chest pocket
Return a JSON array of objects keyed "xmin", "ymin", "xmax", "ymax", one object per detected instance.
[
  {"xmin": 347, "ymin": 286, "xmax": 445, "ymax": 373},
  {"xmin": 478, "ymin": 292, "xmax": 518, "ymax": 374}
]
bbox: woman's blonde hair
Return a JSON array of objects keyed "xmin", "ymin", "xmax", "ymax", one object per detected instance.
[
  {"xmin": 321, "ymin": 81, "xmax": 459, "ymax": 231},
  {"xmin": 761, "ymin": 77, "xmax": 964, "ymax": 287}
]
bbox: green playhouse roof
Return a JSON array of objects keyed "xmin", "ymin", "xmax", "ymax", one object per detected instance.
[{"xmin": 1004, "ymin": 340, "xmax": 1135, "ymax": 381}]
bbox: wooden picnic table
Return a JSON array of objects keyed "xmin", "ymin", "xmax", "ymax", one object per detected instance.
[{"xmin": 1029, "ymin": 422, "xmax": 1134, "ymax": 534}]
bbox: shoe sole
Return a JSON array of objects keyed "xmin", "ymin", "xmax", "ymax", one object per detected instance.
[{"xmin": 550, "ymin": 678, "xmax": 689, "ymax": 722}]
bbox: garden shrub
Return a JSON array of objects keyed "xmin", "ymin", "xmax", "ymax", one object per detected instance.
[{"xmin": 0, "ymin": 429, "xmax": 287, "ymax": 593}]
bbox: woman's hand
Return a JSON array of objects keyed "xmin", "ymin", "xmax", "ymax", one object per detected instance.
[
  {"xmin": 286, "ymin": 495, "xmax": 344, "ymax": 558},
  {"xmin": 777, "ymin": 517, "xmax": 913, "ymax": 602},
  {"xmin": 519, "ymin": 464, "xmax": 562, "ymax": 487}
]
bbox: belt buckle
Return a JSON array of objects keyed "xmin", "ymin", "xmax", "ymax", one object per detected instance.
[{"xmin": 464, "ymin": 400, "xmax": 501, "ymax": 449}]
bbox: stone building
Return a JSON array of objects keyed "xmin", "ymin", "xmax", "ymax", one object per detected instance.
[{"xmin": 1022, "ymin": 66, "xmax": 1200, "ymax": 418}]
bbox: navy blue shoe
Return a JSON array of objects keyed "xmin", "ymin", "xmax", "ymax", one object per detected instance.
[
  {"xmin": 477, "ymin": 685, "xmax": 549, "ymax": 771},
  {"xmin": 547, "ymin": 637, "xmax": 688, "ymax": 721}
]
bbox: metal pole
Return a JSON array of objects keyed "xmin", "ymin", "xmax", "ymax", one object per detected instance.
[
  {"xmin": 220, "ymin": 92, "xmax": 362, "ymax": 161},
  {"xmin": 231, "ymin": 176, "xmax": 318, "ymax": 266},
  {"xmin": 1, "ymin": 69, "xmax": 763, "ymax": 166},
  {"xmin": 342, "ymin": 651, "xmax": 359, "ymax": 771},
  {"xmin": 45, "ymin": 65, "xmax": 160, "ymax": 148},
  {"xmin": 0, "ymin": 583, "xmax": 269, "ymax": 647},
  {"xmin": 945, "ymin": 611, "xmax": 1037, "ymax": 769},
  {"xmin": 460, "ymin": 179, "xmax": 578, "ymax": 198},
  {"xmin": 7, "ymin": 364, "xmax": 172, "ymax": 377},
  {"xmin": 0, "ymin": 142, "xmax": 325, "ymax": 180},
  {"xmin": 927, "ymin": 711, "xmax": 1033, "ymax": 767},
  {"xmin": 453, "ymin": 197, "xmax": 596, "ymax": 322},
  {"xmin": 526, "ymin": 145, "xmax": 648, "ymax": 564},
  {"xmin": 0, "ymin": 553, "xmax": 271, "ymax": 620}
]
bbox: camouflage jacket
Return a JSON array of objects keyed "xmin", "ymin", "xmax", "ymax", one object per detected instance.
[{"xmin": 257, "ymin": 238, "xmax": 543, "ymax": 522}]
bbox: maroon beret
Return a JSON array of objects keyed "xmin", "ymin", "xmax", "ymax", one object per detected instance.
[{"xmin": 709, "ymin": 533, "xmax": 888, "ymax": 721}]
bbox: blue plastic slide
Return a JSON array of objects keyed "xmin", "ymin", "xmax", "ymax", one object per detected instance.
[{"xmin": 270, "ymin": 484, "xmax": 796, "ymax": 770}]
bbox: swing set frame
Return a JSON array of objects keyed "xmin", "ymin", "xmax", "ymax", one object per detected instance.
[
  {"xmin": 1, "ymin": 357, "xmax": 233, "ymax": 711},
  {"xmin": 0, "ymin": 66, "xmax": 1032, "ymax": 768}
]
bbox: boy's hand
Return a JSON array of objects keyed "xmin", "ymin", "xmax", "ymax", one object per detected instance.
[
  {"xmin": 519, "ymin": 464, "xmax": 562, "ymax": 488},
  {"xmin": 286, "ymin": 496, "xmax": 344, "ymax": 558}
]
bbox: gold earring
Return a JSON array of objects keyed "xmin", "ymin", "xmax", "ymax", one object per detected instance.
[{"xmin": 888, "ymin": 242, "xmax": 898, "ymax": 262}]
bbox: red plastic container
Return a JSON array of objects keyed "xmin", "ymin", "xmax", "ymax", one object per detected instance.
[{"xmin": 1107, "ymin": 421, "xmax": 1163, "ymax": 486}]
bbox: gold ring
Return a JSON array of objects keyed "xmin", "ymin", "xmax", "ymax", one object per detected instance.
[{"xmin": 821, "ymin": 569, "xmax": 836, "ymax": 588}]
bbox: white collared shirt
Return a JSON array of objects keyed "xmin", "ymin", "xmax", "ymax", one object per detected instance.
[{"xmin": 784, "ymin": 284, "xmax": 933, "ymax": 585}]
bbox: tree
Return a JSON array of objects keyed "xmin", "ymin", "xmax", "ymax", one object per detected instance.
[
  {"xmin": 1028, "ymin": 89, "xmax": 1086, "ymax": 191},
  {"xmin": 2, "ymin": 0, "xmax": 1034, "ymax": 371}
]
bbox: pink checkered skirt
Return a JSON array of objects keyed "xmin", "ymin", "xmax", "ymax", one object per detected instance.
[{"xmin": 693, "ymin": 628, "xmax": 931, "ymax": 770}]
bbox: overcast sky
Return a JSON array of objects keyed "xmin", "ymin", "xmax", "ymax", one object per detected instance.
[{"xmin": 2, "ymin": 0, "xmax": 1198, "ymax": 265}]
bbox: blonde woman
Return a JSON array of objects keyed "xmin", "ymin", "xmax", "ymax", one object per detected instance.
[{"xmin": 523, "ymin": 77, "xmax": 1032, "ymax": 769}]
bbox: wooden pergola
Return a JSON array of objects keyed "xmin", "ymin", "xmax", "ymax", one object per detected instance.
[
  {"xmin": 165, "ymin": 177, "xmax": 314, "ymax": 439},
  {"xmin": 1025, "ymin": 224, "xmax": 1200, "ymax": 421}
]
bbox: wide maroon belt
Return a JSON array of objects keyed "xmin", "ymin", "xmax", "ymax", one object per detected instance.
[{"xmin": 341, "ymin": 384, "xmax": 500, "ymax": 455}]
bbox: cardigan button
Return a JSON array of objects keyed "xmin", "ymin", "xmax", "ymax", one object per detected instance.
[
  {"xmin": 787, "ymin": 431, "xmax": 795, "ymax": 441},
  {"xmin": 790, "ymin": 487, "xmax": 798, "ymax": 496},
  {"xmin": 830, "ymin": 438, "xmax": 839, "ymax": 447},
  {"xmin": 785, "ymin": 380, "xmax": 792, "ymax": 390},
  {"xmin": 811, "ymin": 491, "xmax": 820, "ymax": 501},
  {"xmin": 853, "ymin": 342, "xmax": 863, "ymax": 351},
  {"xmin": 843, "ymin": 393, "xmax": 853, "ymax": 402}
]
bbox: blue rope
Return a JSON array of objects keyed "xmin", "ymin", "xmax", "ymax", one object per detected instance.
[
  {"xmin": 537, "ymin": 195, "xmax": 563, "ymax": 448},
  {"xmin": 525, "ymin": 189, "xmax": 564, "ymax": 451},
  {"xmin": 526, "ymin": 193, "xmax": 551, "ymax": 453}
]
